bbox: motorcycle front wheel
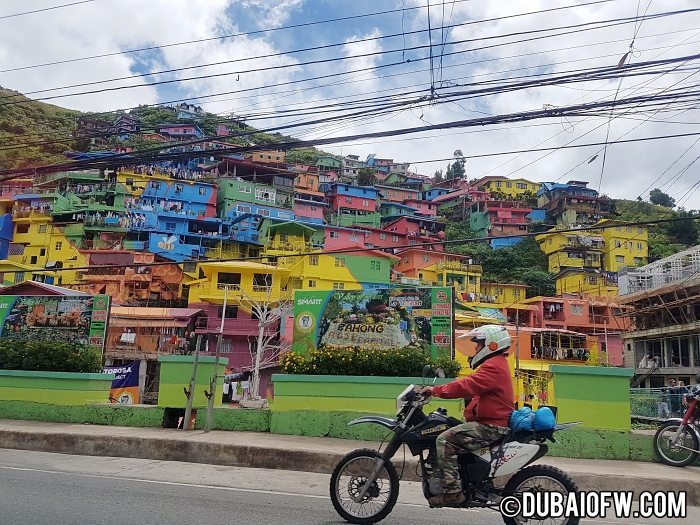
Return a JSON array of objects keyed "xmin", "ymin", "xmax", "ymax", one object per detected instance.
[
  {"xmin": 502, "ymin": 464, "xmax": 580, "ymax": 525},
  {"xmin": 330, "ymin": 448, "xmax": 399, "ymax": 524},
  {"xmin": 653, "ymin": 421, "xmax": 699, "ymax": 467}
]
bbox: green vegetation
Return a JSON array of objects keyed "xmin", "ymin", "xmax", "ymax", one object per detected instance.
[
  {"xmin": 0, "ymin": 87, "xmax": 80, "ymax": 170},
  {"xmin": 612, "ymin": 199, "xmax": 699, "ymax": 260},
  {"xmin": 281, "ymin": 347, "xmax": 460, "ymax": 377},
  {"xmin": 444, "ymin": 226, "xmax": 556, "ymax": 297},
  {"xmin": 0, "ymin": 339, "xmax": 103, "ymax": 373}
]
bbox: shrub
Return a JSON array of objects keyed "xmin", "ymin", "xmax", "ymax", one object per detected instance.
[
  {"xmin": 280, "ymin": 346, "xmax": 461, "ymax": 378},
  {"xmin": 0, "ymin": 339, "xmax": 102, "ymax": 373}
]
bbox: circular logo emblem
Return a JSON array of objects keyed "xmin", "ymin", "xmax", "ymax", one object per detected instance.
[
  {"xmin": 436, "ymin": 290, "xmax": 448, "ymax": 302},
  {"xmin": 296, "ymin": 312, "xmax": 315, "ymax": 332}
]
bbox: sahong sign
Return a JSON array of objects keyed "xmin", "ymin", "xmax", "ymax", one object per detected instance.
[
  {"xmin": 293, "ymin": 287, "xmax": 454, "ymax": 358},
  {"xmin": 0, "ymin": 294, "xmax": 110, "ymax": 353},
  {"xmin": 103, "ymin": 361, "xmax": 140, "ymax": 405}
]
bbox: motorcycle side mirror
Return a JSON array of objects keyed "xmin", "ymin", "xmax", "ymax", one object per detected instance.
[
  {"xmin": 422, "ymin": 365, "xmax": 436, "ymax": 380},
  {"xmin": 435, "ymin": 368, "xmax": 445, "ymax": 378}
]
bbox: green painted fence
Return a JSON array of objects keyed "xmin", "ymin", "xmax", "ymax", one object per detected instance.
[{"xmin": 0, "ymin": 369, "xmax": 114, "ymax": 405}]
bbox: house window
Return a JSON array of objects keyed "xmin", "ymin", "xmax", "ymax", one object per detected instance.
[
  {"xmin": 506, "ymin": 182, "xmax": 512, "ymax": 188},
  {"xmin": 175, "ymin": 184, "xmax": 183, "ymax": 193},
  {"xmin": 236, "ymin": 204, "xmax": 252, "ymax": 213},
  {"xmin": 55, "ymin": 242, "xmax": 62, "ymax": 251},
  {"xmin": 165, "ymin": 222, "xmax": 177, "ymax": 231},
  {"xmin": 516, "ymin": 183, "xmax": 527, "ymax": 189},
  {"xmin": 513, "ymin": 289, "xmax": 521, "ymax": 298},
  {"xmin": 329, "ymin": 231, "xmax": 339, "ymax": 239},
  {"xmin": 634, "ymin": 257, "xmax": 644, "ymax": 266},
  {"xmin": 379, "ymin": 233, "xmax": 386, "ymax": 240},
  {"xmin": 616, "ymin": 255, "xmax": 625, "ymax": 263},
  {"xmin": 30, "ymin": 256, "xmax": 37, "ymax": 264},
  {"xmin": 253, "ymin": 273, "xmax": 272, "ymax": 290},
  {"xmin": 570, "ymin": 304, "xmax": 583, "ymax": 315},
  {"xmin": 332, "ymin": 282, "xmax": 345, "ymax": 290},
  {"xmin": 38, "ymin": 224, "xmax": 47, "ymax": 233},
  {"xmin": 309, "ymin": 255, "xmax": 319, "ymax": 266},
  {"xmin": 199, "ymin": 187, "xmax": 206, "ymax": 195},
  {"xmin": 392, "ymin": 235, "xmax": 399, "ymax": 242},
  {"xmin": 255, "ymin": 188, "xmax": 274, "ymax": 202},
  {"xmin": 423, "ymin": 255, "xmax": 430, "ymax": 263},
  {"xmin": 335, "ymin": 258, "xmax": 345, "ymax": 267},
  {"xmin": 496, "ymin": 181, "xmax": 502, "ymax": 188},
  {"xmin": 615, "ymin": 240, "xmax": 621, "ymax": 248},
  {"xmin": 218, "ymin": 272, "xmax": 241, "ymax": 286},
  {"xmin": 345, "ymin": 197, "xmax": 352, "ymax": 204},
  {"xmin": 349, "ymin": 234, "xmax": 359, "ymax": 242},
  {"xmin": 637, "ymin": 242, "xmax": 643, "ymax": 250},
  {"xmin": 362, "ymin": 199, "xmax": 369, "ymax": 206},
  {"xmin": 39, "ymin": 249, "xmax": 45, "ymax": 256},
  {"xmin": 308, "ymin": 280, "xmax": 317, "ymax": 288},
  {"xmin": 370, "ymin": 260, "xmax": 381, "ymax": 271},
  {"xmin": 238, "ymin": 185, "xmax": 251, "ymax": 193},
  {"xmin": 16, "ymin": 224, "xmax": 29, "ymax": 234},
  {"xmin": 258, "ymin": 208, "xmax": 270, "ymax": 217},
  {"xmin": 586, "ymin": 276, "xmax": 597, "ymax": 285},
  {"xmin": 220, "ymin": 305, "xmax": 239, "ymax": 318}
]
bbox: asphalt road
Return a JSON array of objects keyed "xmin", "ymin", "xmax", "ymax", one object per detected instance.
[{"xmin": 0, "ymin": 448, "xmax": 696, "ymax": 525}]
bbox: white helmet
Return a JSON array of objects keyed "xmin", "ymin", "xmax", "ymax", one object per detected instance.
[{"xmin": 464, "ymin": 324, "xmax": 511, "ymax": 369}]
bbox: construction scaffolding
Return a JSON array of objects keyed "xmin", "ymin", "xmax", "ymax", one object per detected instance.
[{"xmin": 619, "ymin": 244, "xmax": 700, "ymax": 295}]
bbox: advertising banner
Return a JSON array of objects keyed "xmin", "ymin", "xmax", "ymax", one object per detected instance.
[
  {"xmin": 0, "ymin": 294, "xmax": 110, "ymax": 353},
  {"xmin": 103, "ymin": 361, "xmax": 141, "ymax": 404},
  {"xmin": 293, "ymin": 287, "xmax": 454, "ymax": 358}
]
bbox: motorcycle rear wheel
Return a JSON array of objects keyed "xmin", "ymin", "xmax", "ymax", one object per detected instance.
[
  {"xmin": 330, "ymin": 448, "xmax": 399, "ymax": 524},
  {"xmin": 502, "ymin": 464, "xmax": 580, "ymax": 525},
  {"xmin": 653, "ymin": 421, "xmax": 699, "ymax": 467}
]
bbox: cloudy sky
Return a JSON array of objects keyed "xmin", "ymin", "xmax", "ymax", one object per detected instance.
[{"xmin": 1, "ymin": 0, "xmax": 700, "ymax": 207}]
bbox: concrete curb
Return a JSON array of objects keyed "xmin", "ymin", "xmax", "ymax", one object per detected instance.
[{"xmin": 1, "ymin": 428, "xmax": 698, "ymax": 505}]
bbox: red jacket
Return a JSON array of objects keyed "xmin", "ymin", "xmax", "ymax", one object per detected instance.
[{"xmin": 431, "ymin": 355, "xmax": 514, "ymax": 427}]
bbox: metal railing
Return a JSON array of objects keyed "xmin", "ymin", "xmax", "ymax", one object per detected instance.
[{"xmin": 630, "ymin": 387, "xmax": 691, "ymax": 419}]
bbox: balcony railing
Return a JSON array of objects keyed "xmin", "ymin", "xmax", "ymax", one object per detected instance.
[
  {"xmin": 12, "ymin": 207, "xmax": 52, "ymax": 219},
  {"xmin": 216, "ymin": 283, "xmax": 241, "ymax": 291},
  {"xmin": 436, "ymin": 261, "xmax": 483, "ymax": 273}
]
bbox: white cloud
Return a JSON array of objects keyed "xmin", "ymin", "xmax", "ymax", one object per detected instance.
[{"xmin": 239, "ymin": 0, "xmax": 303, "ymax": 27}]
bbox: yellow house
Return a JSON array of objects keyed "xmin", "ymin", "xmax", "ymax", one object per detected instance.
[
  {"xmin": 599, "ymin": 220, "xmax": 648, "ymax": 271},
  {"xmin": 9, "ymin": 206, "xmax": 88, "ymax": 286},
  {"xmin": 480, "ymin": 281, "xmax": 528, "ymax": 305},
  {"xmin": 535, "ymin": 229, "xmax": 605, "ymax": 274},
  {"xmin": 187, "ymin": 260, "xmax": 291, "ymax": 308},
  {"xmin": 555, "ymin": 269, "xmax": 618, "ymax": 297},
  {"xmin": 471, "ymin": 176, "xmax": 540, "ymax": 198}
]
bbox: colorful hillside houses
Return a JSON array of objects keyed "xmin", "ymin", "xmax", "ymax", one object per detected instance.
[{"xmin": 0, "ymin": 126, "xmax": 661, "ymax": 395}]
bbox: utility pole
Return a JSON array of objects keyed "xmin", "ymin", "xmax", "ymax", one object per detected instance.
[
  {"xmin": 604, "ymin": 320, "xmax": 609, "ymax": 365},
  {"xmin": 515, "ymin": 308, "xmax": 521, "ymax": 407},
  {"xmin": 205, "ymin": 285, "xmax": 228, "ymax": 433},
  {"xmin": 183, "ymin": 333, "xmax": 202, "ymax": 431}
]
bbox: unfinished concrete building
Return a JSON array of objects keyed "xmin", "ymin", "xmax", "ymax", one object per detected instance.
[{"xmin": 619, "ymin": 245, "xmax": 700, "ymax": 387}]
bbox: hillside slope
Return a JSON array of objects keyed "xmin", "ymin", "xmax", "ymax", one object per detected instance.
[
  {"xmin": 0, "ymin": 88, "xmax": 328, "ymax": 170},
  {"xmin": 0, "ymin": 87, "xmax": 80, "ymax": 170}
]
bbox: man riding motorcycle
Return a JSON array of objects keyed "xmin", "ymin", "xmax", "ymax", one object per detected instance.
[{"xmin": 420, "ymin": 324, "xmax": 515, "ymax": 508}]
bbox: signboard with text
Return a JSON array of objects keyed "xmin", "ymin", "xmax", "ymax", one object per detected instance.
[
  {"xmin": 293, "ymin": 287, "xmax": 454, "ymax": 358},
  {"xmin": 0, "ymin": 294, "xmax": 110, "ymax": 354}
]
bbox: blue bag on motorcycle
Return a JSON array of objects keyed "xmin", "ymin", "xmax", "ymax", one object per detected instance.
[{"xmin": 509, "ymin": 407, "xmax": 556, "ymax": 431}]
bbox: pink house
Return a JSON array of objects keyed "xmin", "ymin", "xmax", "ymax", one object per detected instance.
[
  {"xmin": 402, "ymin": 198, "xmax": 437, "ymax": 217},
  {"xmin": 323, "ymin": 225, "xmax": 367, "ymax": 250}
]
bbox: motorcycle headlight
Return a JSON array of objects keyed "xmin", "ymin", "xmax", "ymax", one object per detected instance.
[{"xmin": 396, "ymin": 384, "xmax": 415, "ymax": 412}]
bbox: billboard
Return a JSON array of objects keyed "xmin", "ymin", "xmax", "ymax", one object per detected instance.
[
  {"xmin": 0, "ymin": 294, "xmax": 110, "ymax": 352},
  {"xmin": 293, "ymin": 287, "xmax": 454, "ymax": 358},
  {"xmin": 103, "ymin": 361, "xmax": 140, "ymax": 404}
]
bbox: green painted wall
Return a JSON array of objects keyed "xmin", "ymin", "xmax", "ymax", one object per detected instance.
[
  {"xmin": 158, "ymin": 355, "xmax": 228, "ymax": 408},
  {"xmin": 337, "ymin": 211, "xmax": 380, "ymax": 228},
  {"xmin": 551, "ymin": 365, "xmax": 633, "ymax": 432},
  {"xmin": 469, "ymin": 211, "xmax": 489, "ymax": 237},
  {"xmin": 339, "ymin": 254, "xmax": 391, "ymax": 285},
  {"xmin": 0, "ymin": 401, "xmax": 165, "ymax": 427},
  {"xmin": 272, "ymin": 374, "xmax": 463, "ymax": 415},
  {"xmin": 0, "ymin": 370, "xmax": 114, "ymax": 405}
]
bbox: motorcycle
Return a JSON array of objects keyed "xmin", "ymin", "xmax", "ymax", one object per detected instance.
[
  {"xmin": 329, "ymin": 367, "xmax": 581, "ymax": 524},
  {"xmin": 653, "ymin": 381, "xmax": 700, "ymax": 467}
]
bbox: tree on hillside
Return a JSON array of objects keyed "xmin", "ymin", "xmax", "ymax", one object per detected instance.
[
  {"xmin": 433, "ymin": 169, "xmax": 444, "ymax": 184},
  {"xmin": 449, "ymin": 149, "xmax": 466, "ymax": 179},
  {"xmin": 650, "ymin": 188, "xmax": 676, "ymax": 208},
  {"xmin": 357, "ymin": 168, "xmax": 377, "ymax": 186}
]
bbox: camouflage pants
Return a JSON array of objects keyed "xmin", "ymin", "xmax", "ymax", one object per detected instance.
[{"xmin": 435, "ymin": 421, "xmax": 509, "ymax": 494}]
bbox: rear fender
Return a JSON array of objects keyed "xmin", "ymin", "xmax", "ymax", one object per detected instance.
[{"xmin": 348, "ymin": 416, "xmax": 397, "ymax": 430}]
